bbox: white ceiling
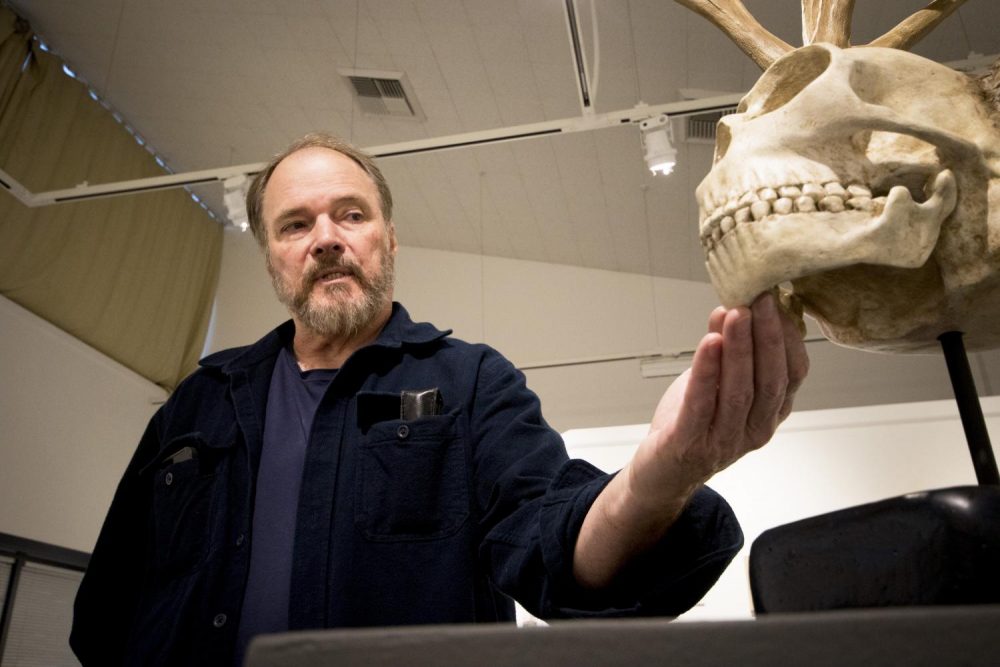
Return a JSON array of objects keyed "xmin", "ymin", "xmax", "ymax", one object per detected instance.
[{"xmin": 11, "ymin": 0, "xmax": 1000, "ymax": 281}]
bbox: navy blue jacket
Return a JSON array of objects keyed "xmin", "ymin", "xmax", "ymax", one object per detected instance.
[{"xmin": 71, "ymin": 304, "xmax": 743, "ymax": 666}]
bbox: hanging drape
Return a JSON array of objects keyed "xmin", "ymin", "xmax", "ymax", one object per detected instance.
[{"xmin": 0, "ymin": 7, "xmax": 222, "ymax": 390}]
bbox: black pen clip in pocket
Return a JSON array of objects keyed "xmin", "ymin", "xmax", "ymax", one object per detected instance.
[
  {"xmin": 161, "ymin": 445, "xmax": 197, "ymax": 467},
  {"xmin": 400, "ymin": 388, "xmax": 443, "ymax": 421},
  {"xmin": 358, "ymin": 388, "xmax": 445, "ymax": 433},
  {"xmin": 139, "ymin": 438, "xmax": 201, "ymax": 478}
]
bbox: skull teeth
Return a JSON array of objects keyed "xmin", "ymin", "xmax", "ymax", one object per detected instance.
[{"xmin": 700, "ymin": 181, "xmax": 885, "ymax": 251}]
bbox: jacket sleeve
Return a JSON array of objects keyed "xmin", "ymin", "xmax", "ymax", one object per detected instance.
[
  {"xmin": 472, "ymin": 348, "xmax": 744, "ymax": 619},
  {"xmin": 70, "ymin": 409, "xmax": 163, "ymax": 666}
]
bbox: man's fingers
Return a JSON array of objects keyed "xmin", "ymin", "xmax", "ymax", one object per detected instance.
[
  {"xmin": 778, "ymin": 305, "xmax": 810, "ymax": 420},
  {"xmin": 711, "ymin": 306, "xmax": 754, "ymax": 445},
  {"xmin": 671, "ymin": 332, "xmax": 723, "ymax": 443},
  {"xmin": 708, "ymin": 306, "xmax": 727, "ymax": 336},
  {"xmin": 656, "ymin": 298, "xmax": 809, "ymax": 485},
  {"xmin": 746, "ymin": 293, "xmax": 788, "ymax": 445}
]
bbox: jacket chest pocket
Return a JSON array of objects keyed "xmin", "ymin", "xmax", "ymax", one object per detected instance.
[
  {"xmin": 355, "ymin": 413, "xmax": 470, "ymax": 541},
  {"xmin": 147, "ymin": 433, "xmax": 227, "ymax": 578}
]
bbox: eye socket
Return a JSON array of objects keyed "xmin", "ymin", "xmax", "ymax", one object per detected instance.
[{"xmin": 740, "ymin": 45, "xmax": 832, "ymax": 118}]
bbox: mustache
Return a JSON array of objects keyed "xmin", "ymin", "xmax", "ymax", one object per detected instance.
[{"xmin": 304, "ymin": 258, "xmax": 367, "ymax": 287}]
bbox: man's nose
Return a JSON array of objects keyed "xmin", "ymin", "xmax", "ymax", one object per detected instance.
[{"xmin": 311, "ymin": 217, "xmax": 344, "ymax": 257}]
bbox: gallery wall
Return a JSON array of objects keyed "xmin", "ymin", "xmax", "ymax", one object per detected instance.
[{"xmin": 0, "ymin": 296, "xmax": 166, "ymax": 552}]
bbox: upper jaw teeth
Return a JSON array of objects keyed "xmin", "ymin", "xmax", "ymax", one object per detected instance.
[
  {"xmin": 317, "ymin": 269, "xmax": 349, "ymax": 281},
  {"xmin": 706, "ymin": 169, "xmax": 957, "ymax": 308},
  {"xmin": 700, "ymin": 181, "xmax": 881, "ymax": 251}
]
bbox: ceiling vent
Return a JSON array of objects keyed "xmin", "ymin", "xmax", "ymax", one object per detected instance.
[
  {"xmin": 677, "ymin": 89, "xmax": 738, "ymax": 144},
  {"xmin": 683, "ymin": 107, "xmax": 737, "ymax": 143},
  {"xmin": 339, "ymin": 68, "xmax": 424, "ymax": 120}
]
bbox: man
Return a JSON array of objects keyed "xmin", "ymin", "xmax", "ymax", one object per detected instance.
[{"xmin": 71, "ymin": 133, "xmax": 807, "ymax": 666}]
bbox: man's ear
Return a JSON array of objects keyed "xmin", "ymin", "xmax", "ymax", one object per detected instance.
[{"xmin": 387, "ymin": 222, "xmax": 398, "ymax": 255}]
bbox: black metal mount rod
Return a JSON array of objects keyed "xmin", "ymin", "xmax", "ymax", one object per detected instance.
[{"xmin": 938, "ymin": 331, "xmax": 1000, "ymax": 485}]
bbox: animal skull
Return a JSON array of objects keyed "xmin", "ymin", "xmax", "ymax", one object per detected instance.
[{"xmin": 697, "ymin": 43, "xmax": 1000, "ymax": 352}]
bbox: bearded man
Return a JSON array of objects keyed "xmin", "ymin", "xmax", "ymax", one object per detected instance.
[{"xmin": 70, "ymin": 133, "xmax": 808, "ymax": 667}]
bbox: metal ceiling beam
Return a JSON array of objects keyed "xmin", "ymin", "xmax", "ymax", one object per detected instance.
[
  {"xmin": 3, "ymin": 46, "xmax": 992, "ymax": 212},
  {"xmin": 1, "ymin": 94, "xmax": 743, "ymax": 210}
]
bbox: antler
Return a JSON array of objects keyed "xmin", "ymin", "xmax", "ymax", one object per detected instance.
[
  {"xmin": 868, "ymin": 0, "xmax": 968, "ymax": 50},
  {"xmin": 674, "ymin": 0, "xmax": 969, "ymax": 72},
  {"xmin": 801, "ymin": 0, "xmax": 854, "ymax": 47},
  {"xmin": 673, "ymin": 0, "xmax": 793, "ymax": 70}
]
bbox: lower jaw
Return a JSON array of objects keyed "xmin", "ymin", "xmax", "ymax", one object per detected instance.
[{"xmin": 790, "ymin": 263, "xmax": 947, "ymax": 352}]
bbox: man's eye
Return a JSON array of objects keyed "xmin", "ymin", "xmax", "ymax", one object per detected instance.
[
  {"xmin": 282, "ymin": 221, "xmax": 306, "ymax": 233},
  {"xmin": 347, "ymin": 211, "xmax": 364, "ymax": 222}
]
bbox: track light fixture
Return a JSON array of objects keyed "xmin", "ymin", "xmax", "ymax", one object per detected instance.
[
  {"xmin": 223, "ymin": 175, "xmax": 251, "ymax": 231},
  {"xmin": 639, "ymin": 114, "xmax": 677, "ymax": 176}
]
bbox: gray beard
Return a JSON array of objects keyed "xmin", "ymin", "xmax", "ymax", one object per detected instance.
[{"xmin": 269, "ymin": 246, "xmax": 394, "ymax": 340}]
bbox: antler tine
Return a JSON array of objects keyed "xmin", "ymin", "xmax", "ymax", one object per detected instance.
[
  {"xmin": 801, "ymin": 0, "xmax": 855, "ymax": 47},
  {"xmin": 674, "ymin": 0, "xmax": 794, "ymax": 70},
  {"xmin": 868, "ymin": 0, "xmax": 968, "ymax": 51}
]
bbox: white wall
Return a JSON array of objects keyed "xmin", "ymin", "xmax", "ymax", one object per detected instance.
[
  {"xmin": 0, "ymin": 296, "xmax": 166, "ymax": 552},
  {"xmin": 563, "ymin": 396, "xmax": 1000, "ymax": 620}
]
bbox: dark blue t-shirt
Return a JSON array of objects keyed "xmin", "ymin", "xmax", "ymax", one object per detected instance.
[{"xmin": 234, "ymin": 345, "xmax": 336, "ymax": 664}]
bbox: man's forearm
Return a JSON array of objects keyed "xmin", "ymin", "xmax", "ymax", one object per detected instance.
[{"xmin": 571, "ymin": 452, "xmax": 698, "ymax": 590}]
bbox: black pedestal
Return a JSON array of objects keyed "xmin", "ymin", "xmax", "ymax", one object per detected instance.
[
  {"xmin": 749, "ymin": 485, "xmax": 1000, "ymax": 613},
  {"xmin": 749, "ymin": 332, "xmax": 999, "ymax": 613}
]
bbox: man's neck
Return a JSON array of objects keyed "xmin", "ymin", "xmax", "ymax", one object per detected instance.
[{"xmin": 291, "ymin": 305, "xmax": 392, "ymax": 371}]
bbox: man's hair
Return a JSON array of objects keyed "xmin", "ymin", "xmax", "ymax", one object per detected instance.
[{"xmin": 245, "ymin": 132, "xmax": 394, "ymax": 249}]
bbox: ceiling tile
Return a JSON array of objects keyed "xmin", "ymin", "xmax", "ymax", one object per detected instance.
[
  {"xmin": 549, "ymin": 132, "xmax": 617, "ymax": 271},
  {"xmin": 507, "ymin": 139, "xmax": 584, "ymax": 268}
]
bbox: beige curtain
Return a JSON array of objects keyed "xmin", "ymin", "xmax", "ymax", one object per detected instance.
[{"xmin": 0, "ymin": 7, "xmax": 222, "ymax": 390}]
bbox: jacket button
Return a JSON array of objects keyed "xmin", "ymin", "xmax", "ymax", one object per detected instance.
[
  {"xmin": 235, "ymin": 534, "xmax": 245, "ymax": 547},
  {"xmin": 164, "ymin": 472, "xmax": 174, "ymax": 486},
  {"xmin": 213, "ymin": 613, "xmax": 227, "ymax": 628},
  {"xmin": 396, "ymin": 424, "xmax": 410, "ymax": 439}
]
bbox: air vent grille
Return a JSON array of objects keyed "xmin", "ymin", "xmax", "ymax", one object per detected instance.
[
  {"xmin": 684, "ymin": 107, "xmax": 737, "ymax": 143},
  {"xmin": 341, "ymin": 69, "xmax": 424, "ymax": 120}
]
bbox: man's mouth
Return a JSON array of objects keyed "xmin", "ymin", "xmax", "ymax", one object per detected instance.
[
  {"xmin": 308, "ymin": 262, "xmax": 362, "ymax": 287},
  {"xmin": 314, "ymin": 267, "xmax": 354, "ymax": 284}
]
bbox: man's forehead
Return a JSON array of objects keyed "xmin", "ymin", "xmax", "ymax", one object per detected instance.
[
  {"xmin": 269, "ymin": 147, "xmax": 368, "ymax": 187},
  {"xmin": 263, "ymin": 147, "xmax": 378, "ymax": 217}
]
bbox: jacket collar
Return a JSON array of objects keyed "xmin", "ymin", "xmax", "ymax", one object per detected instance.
[{"xmin": 199, "ymin": 302, "xmax": 449, "ymax": 375}]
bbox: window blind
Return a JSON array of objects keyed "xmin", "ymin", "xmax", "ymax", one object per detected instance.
[{"xmin": 1, "ymin": 561, "xmax": 83, "ymax": 667}]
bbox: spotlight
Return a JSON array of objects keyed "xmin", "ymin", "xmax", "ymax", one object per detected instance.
[
  {"xmin": 223, "ymin": 175, "xmax": 251, "ymax": 230},
  {"xmin": 639, "ymin": 114, "xmax": 677, "ymax": 176}
]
